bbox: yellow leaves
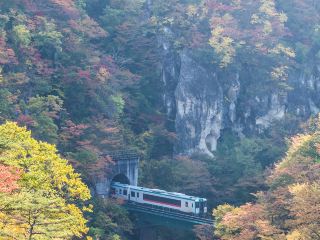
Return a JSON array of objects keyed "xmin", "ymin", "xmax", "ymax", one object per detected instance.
[
  {"xmin": 0, "ymin": 122, "xmax": 91, "ymax": 239},
  {"xmin": 209, "ymin": 1, "xmax": 290, "ymax": 69},
  {"xmin": 211, "ymin": 25, "xmax": 224, "ymax": 37},
  {"xmin": 83, "ymin": 204, "xmax": 93, "ymax": 213},
  {"xmin": 12, "ymin": 24, "xmax": 31, "ymax": 46},
  {"xmin": 0, "ymin": 121, "xmax": 90, "ymax": 199},
  {"xmin": 288, "ymin": 183, "xmax": 306, "ymax": 195},
  {"xmin": 259, "ymin": 0, "xmax": 277, "ymax": 17},
  {"xmin": 209, "ymin": 24, "xmax": 236, "ymax": 67},
  {"xmin": 268, "ymin": 44, "xmax": 295, "ymax": 82},
  {"xmin": 271, "ymin": 65, "xmax": 288, "ymax": 81},
  {"xmin": 279, "ymin": 12, "xmax": 288, "ymax": 23},
  {"xmin": 270, "ymin": 44, "xmax": 296, "ymax": 58},
  {"xmin": 65, "ymin": 203, "xmax": 89, "ymax": 237},
  {"xmin": 286, "ymin": 183, "xmax": 320, "ymax": 239},
  {"xmin": 286, "ymin": 230, "xmax": 303, "ymax": 240},
  {"xmin": 187, "ymin": 4, "xmax": 198, "ymax": 17},
  {"xmin": 0, "ymin": 190, "xmax": 89, "ymax": 239}
]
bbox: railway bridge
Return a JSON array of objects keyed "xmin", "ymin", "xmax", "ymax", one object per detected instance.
[
  {"xmin": 93, "ymin": 150, "xmax": 213, "ymax": 232},
  {"xmin": 125, "ymin": 202, "xmax": 213, "ymax": 225}
]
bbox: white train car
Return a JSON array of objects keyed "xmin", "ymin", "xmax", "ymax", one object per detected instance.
[{"xmin": 110, "ymin": 182, "xmax": 207, "ymax": 215}]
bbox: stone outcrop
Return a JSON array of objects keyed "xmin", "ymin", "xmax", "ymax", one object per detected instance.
[{"xmin": 159, "ymin": 29, "xmax": 320, "ymax": 156}]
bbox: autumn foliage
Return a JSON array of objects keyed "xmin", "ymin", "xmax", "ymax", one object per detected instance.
[
  {"xmin": 0, "ymin": 165, "xmax": 20, "ymax": 193},
  {"xmin": 0, "ymin": 122, "xmax": 91, "ymax": 239},
  {"xmin": 214, "ymin": 116, "xmax": 320, "ymax": 240}
]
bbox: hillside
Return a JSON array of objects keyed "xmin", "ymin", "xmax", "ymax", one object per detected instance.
[{"xmin": 1, "ymin": 0, "xmax": 320, "ymax": 239}]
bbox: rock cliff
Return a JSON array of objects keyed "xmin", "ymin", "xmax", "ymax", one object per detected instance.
[{"xmin": 159, "ymin": 30, "xmax": 320, "ymax": 156}]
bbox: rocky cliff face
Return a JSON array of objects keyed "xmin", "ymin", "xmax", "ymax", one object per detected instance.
[
  {"xmin": 159, "ymin": 30, "xmax": 320, "ymax": 156},
  {"xmin": 175, "ymin": 51, "xmax": 223, "ymax": 156}
]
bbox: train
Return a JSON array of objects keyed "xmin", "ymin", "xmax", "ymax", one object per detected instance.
[{"xmin": 110, "ymin": 182, "xmax": 208, "ymax": 215}]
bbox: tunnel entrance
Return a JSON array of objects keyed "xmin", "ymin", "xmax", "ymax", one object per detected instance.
[{"xmin": 111, "ymin": 173, "xmax": 130, "ymax": 185}]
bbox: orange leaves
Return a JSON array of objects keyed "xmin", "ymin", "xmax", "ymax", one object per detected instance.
[
  {"xmin": 69, "ymin": 16, "xmax": 108, "ymax": 39},
  {"xmin": 287, "ymin": 183, "xmax": 320, "ymax": 237},
  {"xmin": 60, "ymin": 120, "xmax": 88, "ymax": 141},
  {"xmin": 0, "ymin": 38, "xmax": 17, "ymax": 65},
  {"xmin": 215, "ymin": 203, "xmax": 283, "ymax": 240},
  {"xmin": 96, "ymin": 67, "xmax": 111, "ymax": 83},
  {"xmin": 17, "ymin": 114, "xmax": 36, "ymax": 127},
  {"xmin": 0, "ymin": 165, "xmax": 21, "ymax": 193},
  {"xmin": 205, "ymin": 0, "xmax": 293, "ymax": 68},
  {"xmin": 50, "ymin": 0, "xmax": 80, "ymax": 17},
  {"xmin": 215, "ymin": 118, "xmax": 320, "ymax": 240}
]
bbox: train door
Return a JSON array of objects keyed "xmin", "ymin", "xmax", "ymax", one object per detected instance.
[
  {"xmin": 199, "ymin": 201, "xmax": 204, "ymax": 215},
  {"xmin": 130, "ymin": 190, "xmax": 137, "ymax": 202},
  {"xmin": 195, "ymin": 201, "xmax": 200, "ymax": 214},
  {"xmin": 199, "ymin": 200, "xmax": 207, "ymax": 215}
]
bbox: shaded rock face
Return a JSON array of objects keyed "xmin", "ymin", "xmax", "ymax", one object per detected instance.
[
  {"xmin": 255, "ymin": 93, "xmax": 287, "ymax": 130},
  {"xmin": 159, "ymin": 27, "xmax": 180, "ymax": 121},
  {"xmin": 175, "ymin": 52, "xmax": 223, "ymax": 156},
  {"xmin": 159, "ymin": 32, "xmax": 320, "ymax": 156},
  {"xmin": 287, "ymin": 69, "xmax": 320, "ymax": 117}
]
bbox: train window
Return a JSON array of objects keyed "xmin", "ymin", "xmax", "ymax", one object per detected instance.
[
  {"xmin": 111, "ymin": 188, "xmax": 116, "ymax": 194},
  {"xmin": 195, "ymin": 202, "xmax": 199, "ymax": 208},
  {"xmin": 119, "ymin": 189, "xmax": 122, "ymax": 194},
  {"xmin": 185, "ymin": 202, "xmax": 188, "ymax": 207},
  {"xmin": 143, "ymin": 194, "xmax": 181, "ymax": 207},
  {"xmin": 131, "ymin": 191, "xmax": 135, "ymax": 197},
  {"xmin": 137, "ymin": 192, "xmax": 140, "ymax": 198},
  {"xmin": 123, "ymin": 190, "xmax": 127, "ymax": 195},
  {"xmin": 192, "ymin": 203, "xmax": 193, "ymax": 208}
]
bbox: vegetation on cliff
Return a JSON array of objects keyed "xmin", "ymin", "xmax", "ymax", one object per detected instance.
[
  {"xmin": 214, "ymin": 116, "xmax": 320, "ymax": 239},
  {"xmin": 1, "ymin": 0, "xmax": 320, "ymax": 239}
]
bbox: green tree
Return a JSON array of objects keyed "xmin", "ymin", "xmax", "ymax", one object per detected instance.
[
  {"xmin": 12, "ymin": 25, "xmax": 31, "ymax": 46},
  {"xmin": 0, "ymin": 122, "xmax": 91, "ymax": 239}
]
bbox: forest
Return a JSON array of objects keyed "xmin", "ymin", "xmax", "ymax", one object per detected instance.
[{"xmin": 0, "ymin": 0, "xmax": 320, "ymax": 239}]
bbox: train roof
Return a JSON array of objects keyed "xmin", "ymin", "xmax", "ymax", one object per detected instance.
[{"xmin": 111, "ymin": 182, "xmax": 207, "ymax": 201}]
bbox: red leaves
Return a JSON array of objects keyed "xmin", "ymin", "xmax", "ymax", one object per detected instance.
[
  {"xmin": 0, "ymin": 165, "xmax": 21, "ymax": 193},
  {"xmin": 77, "ymin": 69, "xmax": 91, "ymax": 81},
  {"xmin": 49, "ymin": 0, "xmax": 80, "ymax": 18},
  {"xmin": 0, "ymin": 38, "xmax": 17, "ymax": 65},
  {"xmin": 17, "ymin": 114, "xmax": 36, "ymax": 127},
  {"xmin": 218, "ymin": 203, "xmax": 282, "ymax": 240},
  {"xmin": 62, "ymin": 120, "xmax": 88, "ymax": 138},
  {"xmin": 69, "ymin": 16, "xmax": 108, "ymax": 39},
  {"xmin": 206, "ymin": 0, "xmax": 289, "ymax": 56}
]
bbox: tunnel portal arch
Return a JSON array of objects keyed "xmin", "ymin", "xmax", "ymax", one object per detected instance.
[
  {"xmin": 95, "ymin": 150, "xmax": 139, "ymax": 197},
  {"xmin": 111, "ymin": 173, "xmax": 130, "ymax": 185}
]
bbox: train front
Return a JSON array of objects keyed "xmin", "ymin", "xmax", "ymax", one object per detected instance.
[{"xmin": 195, "ymin": 198, "xmax": 207, "ymax": 215}]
